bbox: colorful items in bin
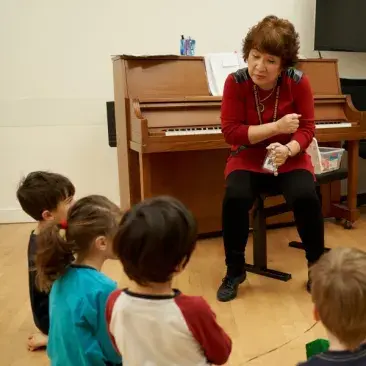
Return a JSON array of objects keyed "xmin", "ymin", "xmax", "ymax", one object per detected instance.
[
  {"xmin": 322, "ymin": 157, "xmax": 330, "ymax": 171},
  {"xmin": 306, "ymin": 338, "xmax": 330, "ymax": 359},
  {"xmin": 180, "ymin": 35, "xmax": 196, "ymax": 56}
]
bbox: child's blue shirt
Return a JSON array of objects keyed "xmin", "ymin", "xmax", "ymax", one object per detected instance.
[{"xmin": 47, "ymin": 264, "xmax": 122, "ymax": 366}]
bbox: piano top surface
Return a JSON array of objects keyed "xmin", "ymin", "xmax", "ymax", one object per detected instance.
[
  {"xmin": 113, "ymin": 55, "xmax": 343, "ymax": 100},
  {"xmin": 115, "ymin": 56, "xmax": 211, "ymax": 99}
]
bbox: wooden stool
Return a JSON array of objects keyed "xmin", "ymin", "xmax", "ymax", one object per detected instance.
[
  {"xmin": 246, "ymin": 168, "xmax": 348, "ymax": 281},
  {"xmin": 244, "ymin": 192, "xmax": 292, "ymax": 282}
]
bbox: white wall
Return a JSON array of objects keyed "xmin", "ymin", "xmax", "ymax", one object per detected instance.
[{"xmin": 1, "ymin": 0, "xmax": 366, "ymax": 222}]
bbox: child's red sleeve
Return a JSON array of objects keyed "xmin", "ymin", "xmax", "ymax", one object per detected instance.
[
  {"xmin": 105, "ymin": 289, "xmax": 123, "ymax": 354},
  {"xmin": 175, "ymin": 295, "xmax": 232, "ymax": 365}
]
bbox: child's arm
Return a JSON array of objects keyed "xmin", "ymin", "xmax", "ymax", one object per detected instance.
[
  {"xmin": 75, "ymin": 294, "xmax": 122, "ymax": 366},
  {"xmin": 175, "ymin": 296, "xmax": 232, "ymax": 365},
  {"xmin": 29, "ymin": 270, "xmax": 49, "ymax": 329},
  {"xmin": 74, "ymin": 306, "xmax": 111, "ymax": 365},
  {"xmin": 28, "ymin": 254, "xmax": 49, "ymax": 334},
  {"xmin": 105, "ymin": 290, "xmax": 122, "ymax": 355}
]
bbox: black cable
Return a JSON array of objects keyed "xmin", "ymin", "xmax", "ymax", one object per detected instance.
[{"xmin": 244, "ymin": 321, "xmax": 319, "ymax": 364}]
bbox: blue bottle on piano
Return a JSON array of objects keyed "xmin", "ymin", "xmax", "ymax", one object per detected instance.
[
  {"xmin": 189, "ymin": 38, "xmax": 196, "ymax": 56},
  {"xmin": 180, "ymin": 35, "xmax": 185, "ymax": 55}
]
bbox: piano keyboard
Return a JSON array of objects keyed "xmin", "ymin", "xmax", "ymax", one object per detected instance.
[
  {"xmin": 164, "ymin": 126, "xmax": 222, "ymax": 136},
  {"xmin": 163, "ymin": 121, "xmax": 352, "ymax": 136},
  {"xmin": 315, "ymin": 121, "xmax": 352, "ymax": 129}
]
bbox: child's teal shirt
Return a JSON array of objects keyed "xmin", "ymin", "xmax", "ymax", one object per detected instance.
[{"xmin": 47, "ymin": 264, "xmax": 122, "ymax": 366}]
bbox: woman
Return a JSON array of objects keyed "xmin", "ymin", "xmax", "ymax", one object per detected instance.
[{"xmin": 217, "ymin": 15, "xmax": 325, "ymax": 302}]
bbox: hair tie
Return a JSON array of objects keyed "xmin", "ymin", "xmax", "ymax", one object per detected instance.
[{"xmin": 59, "ymin": 220, "xmax": 68, "ymax": 229}]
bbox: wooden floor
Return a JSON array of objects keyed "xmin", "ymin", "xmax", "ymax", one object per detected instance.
[{"xmin": 1, "ymin": 214, "xmax": 366, "ymax": 366}]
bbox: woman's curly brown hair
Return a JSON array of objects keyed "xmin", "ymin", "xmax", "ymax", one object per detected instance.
[{"xmin": 242, "ymin": 15, "xmax": 300, "ymax": 68}]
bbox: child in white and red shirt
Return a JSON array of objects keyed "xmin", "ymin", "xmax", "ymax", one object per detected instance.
[{"xmin": 106, "ymin": 196, "xmax": 232, "ymax": 365}]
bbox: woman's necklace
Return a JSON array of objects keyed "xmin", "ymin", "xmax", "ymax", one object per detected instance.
[
  {"xmin": 253, "ymin": 85, "xmax": 276, "ymax": 112},
  {"xmin": 254, "ymin": 84, "xmax": 281, "ymax": 177},
  {"xmin": 253, "ymin": 84, "xmax": 280, "ymax": 125}
]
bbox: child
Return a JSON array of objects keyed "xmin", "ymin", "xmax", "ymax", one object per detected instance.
[
  {"xmin": 16, "ymin": 171, "xmax": 75, "ymax": 351},
  {"xmin": 106, "ymin": 195, "xmax": 232, "ymax": 365},
  {"xmin": 36, "ymin": 194, "xmax": 123, "ymax": 366},
  {"xmin": 298, "ymin": 247, "xmax": 366, "ymax": 365}
]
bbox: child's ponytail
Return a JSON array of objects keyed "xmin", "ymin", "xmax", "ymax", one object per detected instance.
[
  {"xmin": 35, "ymin": 222, "xmax": 74, "ymax": 292},
  {"xmin": 35, "ymin": 195, "xmax": 122, "ymax": 292}
]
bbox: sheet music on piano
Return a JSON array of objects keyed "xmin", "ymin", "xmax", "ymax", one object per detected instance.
[
  {"xmin": 204, "ymin": 52, "xmax": 247, "ymax": 96},
  {"xmin": 203, "ymin": 53, "xmax": 307, "ymax": 96}
]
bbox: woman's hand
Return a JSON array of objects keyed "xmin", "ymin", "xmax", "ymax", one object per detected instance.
[
  {"xmin": 266, "ymin": 142, "xmax": 290, "ymax": 167},
  {"xmin": 275, "ymin": 114, "xmax": 301, "ymax": 134}
]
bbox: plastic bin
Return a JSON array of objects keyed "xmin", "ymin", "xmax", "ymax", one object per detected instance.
[
  {"xmin": 318, "ymin": 147, "xmax": 345, "ymax": 174},
  {"xmin": 306, "ymin": 138, "xmax": 345, "ymax": 175}
]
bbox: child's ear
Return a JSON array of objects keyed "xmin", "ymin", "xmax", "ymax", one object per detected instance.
[
  {"xmin": 313, "ymin": 305, "xmax": 320, "ymax": 322},
  {"xmin": 95, "ymin": 236, "xmax": 108, "ymax": 251},
  {"xmin": 41, "ymin": 210, "xmax": 54, "ymax": 221}
]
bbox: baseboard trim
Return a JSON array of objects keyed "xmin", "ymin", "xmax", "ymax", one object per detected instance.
[{"xmin": 0, "ymin": 209, "xmax": 34, "ymax": 224}]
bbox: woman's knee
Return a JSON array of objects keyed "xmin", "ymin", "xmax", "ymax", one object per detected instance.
[
  {"xmin": 283, "ymin": 170, "xmax": 319, "ymax": 206},
  {"xmin": 294, "ymin": 186, "xmax": 318, "ymax": 202},
  {"xmin": 224, "ymin": 171, "xmax": 255, "ymax": 209}
]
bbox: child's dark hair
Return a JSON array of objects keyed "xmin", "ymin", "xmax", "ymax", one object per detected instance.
[
  {"xmin": 36, "ymin": 195, "xmax": 121, "ymax": 292},
  {"xmin": 16, "ymin": 171, "xmax": 75, "ymax": 221},
  {"xmin": 113, "ymin": 196, "xmax": 197, "ymax": 285}
]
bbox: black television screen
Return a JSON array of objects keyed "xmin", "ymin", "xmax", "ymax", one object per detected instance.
[{"xmin": 314, "ymin": 0, "xmax": 366, "ymax": 52}]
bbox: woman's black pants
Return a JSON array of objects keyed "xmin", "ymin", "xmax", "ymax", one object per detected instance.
[{"xmin": 222, "ymin": 169, "xmax": 325, "ymax": 278}]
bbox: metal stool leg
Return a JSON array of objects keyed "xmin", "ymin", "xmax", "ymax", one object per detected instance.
[{"xmin": 245, "ymin": 197, "xmax": 292, "ymax": 281}]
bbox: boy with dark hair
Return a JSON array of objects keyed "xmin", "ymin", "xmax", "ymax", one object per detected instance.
[
  {"xmin": 16, "ymin": 171, "xmax": 75, "ymax": 351},
  {"xmin": 107, "ymin": 196, "xmax": 232, "ymax": 365},
  {"xmin": 298, "ymin": 247, "xmax": 366, "ymax": 365}
]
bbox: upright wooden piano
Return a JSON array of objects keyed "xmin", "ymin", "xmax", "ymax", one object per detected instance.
[{"xmin": 112, "ymin": 55, "xmax": 365, "ymax": 234}]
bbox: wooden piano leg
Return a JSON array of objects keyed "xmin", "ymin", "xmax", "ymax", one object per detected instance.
[
  {"xmin": 139, "ymin": 153, "xmax": 152, "ymax": 200},
  {"xmin": 346, "ymin": 140, "xmax": 360, "ymax": 226},
  {"xmin": 331, "ymin": 140, "xmax": 360, "ymax": 228}
]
